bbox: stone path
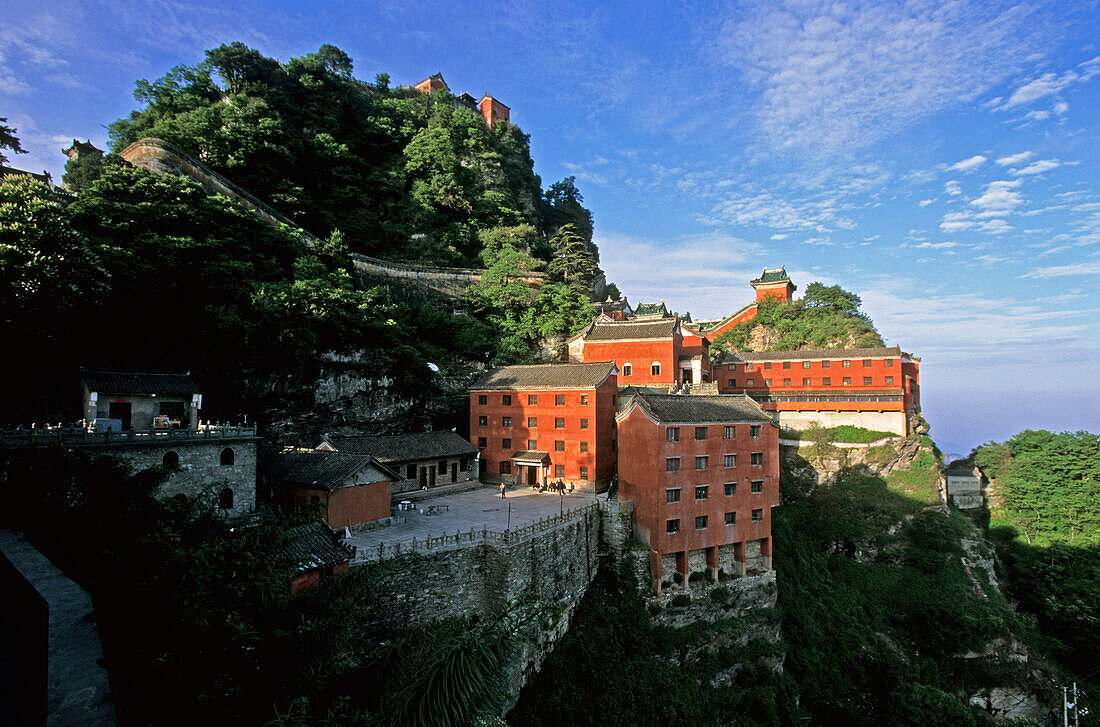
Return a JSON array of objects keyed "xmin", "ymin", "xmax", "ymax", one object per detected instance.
[{"xmin": 345, "ymin": 484, "xmax": 595, "ymax": 555}]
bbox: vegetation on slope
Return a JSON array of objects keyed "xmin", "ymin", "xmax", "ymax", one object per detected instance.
[{"xmin": 711, "ymin": 283, "xmax": 884, "ymax": 352}]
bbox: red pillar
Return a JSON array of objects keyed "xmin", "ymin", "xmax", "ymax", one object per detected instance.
[
  {"xmin": 759, "ymin": 537, "xmax": 773, "ymax": 571},
  {"xmin": 706, "ymin": 545, "xmax": 719, "ymax": 583},
  {"xmin": 675, "ymin": 550, "xmax": 689, "ymax": 588},
  {"xmin": 733, "ymin": 541, "xmax": 746, "ymax": 577},
  {"xmin": 649, "ymin": 550, "xmax": 663, "ymax": 595}
]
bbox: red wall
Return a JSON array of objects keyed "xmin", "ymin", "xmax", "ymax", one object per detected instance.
[
  {"xmin": 276, "ymin": 481, "xmax": 391, "ymax": 529},
  {"xmin": 583, "ymin": 337, "xmax": 679, "ymax": 386},
  {"xmin": 704, "ymin": 304, "xmax": 759, "ymax": 339},
  {"xmin": 469, "ymin": 375, "xmax": 618, "ymax": 486},
  {"xmin": 617, "ymin": 409, "xmax": 780, "ymax": 559}
]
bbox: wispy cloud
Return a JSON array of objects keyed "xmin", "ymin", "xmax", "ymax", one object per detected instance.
[
  {"xmin": 1021, "ymin": 259, "xmax": 1100, "ymax": 279},
  {"xmin": 970, "ymin": 180, "xmax": 1025, "ymax": 214},
  {"xmin": 1013, "ymin": 159, "xmax": 1060, "ymax": 175},
  {"xmin": 948, "ymin": 155, "xmax": 987, "ymax": 173},
  {"xmin": 996, "ymin": 151, "xmax": 1035, "ymax": 166},
  {"xmin": 701, "ymin": 189, "xmax": 854, "ymax": 232},
  {"xmin": 998, "ymin": 56, "xmax": 1100, "ymax": 109}
]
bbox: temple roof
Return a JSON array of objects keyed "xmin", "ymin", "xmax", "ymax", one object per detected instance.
[
  {"xmin": 268, "ymin": 449, "xmax": 399, "ymax": 491},
  {"xmin": 619, "ymin": 392, "xmax": 773, "ymax": 424},
  {"xmin": 472, "ymin": 361, "xmax": 617, "ymax": 391},
  {"xmin": 721, "ymin": 346, "xmax": 905, "ymax": 363},
  {"xmin": 584, "ymin": 318, "xmax": 678, "ymax": 341},
  {"xmin": 751, "ymin": 267, "xmax": 793, "ymax": 286},
  {"xmin": 279, "ymin": 522, "xmax": 353, "ymax": 571},
  {"xmin": 80, "ymin": 369, "xmax": 199, "ymax": 396},
  {"xmin": 320, "ymin": 431, "xmax": 476, "ymax": 463}
]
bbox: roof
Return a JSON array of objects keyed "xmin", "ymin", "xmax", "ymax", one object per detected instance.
[
  {"xmin": 472, "ymin": 361, "xmax": 617, "ymax": 391},
  {"xmin": 268, "ymin": 449, "xmax": 398, "ymax": 491},
  {"xmin": 80, "ymin": 369, "xmax": 199, "ymax": 396},
  {"xmin": 279, "ymin": 522, "xmax": 353, "ymax": 571},
  {"xmin": 946, "ymin": 461, "xmax": 982, "ymax": 477},
  {"xmin": 619, "ymin": 393, "xmax": 773, "ymax": 424},
  {"xmin": 751, "ymin": 267, "xmax": 793, "ymax": 286},
  {"xmin": 321, "ymin": 431, "xmax": 477, "ymax": 464},
  {"xmin": 633, "ymin": 301, "xmax": 669, "ymax": 317},
  {"xmin": 722, "ymin": 346, "xmax": 904, "ymax": 363},
  {"xmin": 62, "ymin": 139, "xmax": 103, "ymax": 157},
  {"xmin": 1, "ymin": 165, "xmax": 52, "ymax": 184},
  {"xmin": 584, "ymin": 318, "xmax": 678, "ymax": 341},
  {"xmin": 510, "ymin": 450, "xmax": 550, "ymax": 465},
  {"xmin": 479, "ymin": 94, "xmax": 509, "ymax": 108},
  {"xmin": 694, "ymin": 302, "xmax": 757, "ymax": 333}
]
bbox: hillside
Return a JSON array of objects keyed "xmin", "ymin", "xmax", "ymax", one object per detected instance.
[{"xmin": 711, "ymin": 283, "xmax": 885, "ymax": 353}]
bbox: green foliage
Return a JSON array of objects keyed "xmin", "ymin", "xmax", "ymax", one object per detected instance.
[
  {"xmin": 782, "ymin": 424, "xmax": 896, "ymax": 443},
  {"xmin": 709, "ymin": 586, "xmax": 731, "ymax": 604},
  {"xmin": 0, "ymin": 116, "xmax": 27, "ymax": 164},
  {"xmin": 61, "ymin": 150, "xmax": 106, "ymax": 192},
  {"xmin": 670, "ymin": 593, "xmax": 692, "ymax": 607},
  {"xmin": 886, "ymin": 446, "xmax": 942, "ymax": 504},
  {"xmin": 711, "ymin": 286, "xmax": 884, "ymax": 352},
  {"xmin": 547, "ymin": 222, "xmax": 601, "ymax": 295}
]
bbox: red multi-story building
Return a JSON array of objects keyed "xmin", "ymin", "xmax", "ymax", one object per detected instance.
[
  {"xmin": 617, "ymin": 392, "xmax": 780, "ymax": 593},
  {"xmin": 716, "ymin": 346, "xmax": 921, "ymax": 435},
  {"xmin": 567, "ymin": 317, "xmax": 713, "ymax": 386},
  {"xmin": 469, "ymin": 361, "xmax": 618, "ymax": 490}
]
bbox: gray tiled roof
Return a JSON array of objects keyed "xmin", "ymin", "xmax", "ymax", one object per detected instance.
[
  {"xmin": 622, "ymin": 393, "xmax": 773, "ymax": 424},
  {"xmin": 584, "ymin": 318, "xmax": 678, "ymax": 341},
  {"xmin": 323, "ymin": 431, "xmax": 476, "ymax": 464},
  {"xmin": 751, "ymin": 267, "xmax": 792, "ymax": 285},
  {"xmin": 722, "ymin": 346, "xmax": 903, "ymax": 363},
  {"xmin": 80, "ymin": 369, "xmax": 200, "ymax": 396},
  {"xmin": 279, "ymin": 522, "xmax": 353, "ymax": 571},
  {"xmin": 510, "ymin": 450, "xmax": 549, "ymax": 464},
  {"xmin": 472, "ymin": 361, "xmax": 617, "ymax": 391},
  {"xmin": 268, "ymin": 450, "xmax": 397, "ymax": 491}
]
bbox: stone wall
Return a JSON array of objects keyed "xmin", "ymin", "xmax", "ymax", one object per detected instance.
[
  {"xmin": 778, "ymin": 409, "xmax": 908, "ymax": 436},
  {"xmin": 109, "ymin": 438, "xmax": 257, "ymax": 518},
  {"xmin": 352, "ymin": 254, "xmax": 545, "ymax": 303}
]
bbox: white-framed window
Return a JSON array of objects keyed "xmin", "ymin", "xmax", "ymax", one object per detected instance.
[
  {"xmin": 623, "ymin": 363, "xmax": 632, "ymax": 376},
  {"xmin": 651, "ymin": 361, "xmax": 661, "ymax": 376}
]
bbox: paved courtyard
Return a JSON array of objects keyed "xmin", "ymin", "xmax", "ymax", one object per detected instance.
[{"xmin": 345, "ymin": 484, "xmax": 596, "ymax": 555}]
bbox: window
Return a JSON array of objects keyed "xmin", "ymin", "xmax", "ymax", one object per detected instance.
[
  {"xmin": 438, "ymin": 459, "xmax": 447, "ymax": 473},
  {"xmin": 803, "ymin": 377, "xmax": 811, "ymax": 386},
  {"xmin": 579, "ymin": 466, "xmax": 589, "ymax": 480},
  {"xmin": 667, "ymin": 427, "xmax": 680, "ymax": 442},
  {"xmin": 162, "ymin": 451, "xmax": 179, "ymax": 467},
  {"xmin": 746, "ymin": 363, "xmax": 755, "ymax": 371},
  {"xmin": 460, "ymin": 457, "xmax": 469, "ymax": 471},
  {"xmin": 528, "ymin": 417, "xmax": 538, "ymax": 427},
  {"xmin": 764, "ymin": 362, "xmax": 772, "ymax": 370},
  {"xmin": 695, "ymin": 456, "xmax": 708, "ymax": 470},
  {"xmin": 580, "ymin": 394, "xmax": 589, "ymax": 405},
  {"xmin": 751, "ymin": 452, "xmax": 763, "ymax": 466},
  {"xmin": 502, "ymin": 438, "xmax": 511, "ymax": 449},
  {"xmin": 666, "ymin": 519, "xmax": 680, "ymax": 534},
  {"xmin": 651, "ymin": 362, "xmax": 661, "ymax": 376},
  {"xmin": 863, "ymin": 359, "xmax": 872, "ymax": 367},
  {"xmin": 554, "ymin": 464, "xmax": 565, "ymax": 478},
  {"xmin": 885, "ymin": 359, "xmax": 894, "ymax": 367},
  {"xmin": 695, "ymin": 426, "xmax": 707, "ymax": 440},
  {"xmin": 765, "ymin": 378, "xmax": 773, "ymax": 386},
  {"xmin": 555, "ymin": 394, "xmax": 565, "ymax": 405},
  {"xmin": 477, "ymin": 437, "xmax": 487, "ymax": 448},
  {"xmin": 822, "ymin": 360, "xmax": 831, "ymax": 368},
  {"xmin": 725, "ymin": 512, "xmax": 736, "ymax": 525},
  {"xmin": 479, "ymin": 416, "xmax": 488, "ymax": 427},
  {"xmin": 782, "ymin": 361, "xmax": 791, "ymax": 369},
  {"xmin": 727, "ymin": 363, "xmax": 736, "ymax": 371},
  {"xmin": 500, "ymin": 461, "xmax": 512, "ymax": 475},
  {"xmin": 695, "ymin": 515, "xmax": 708, "ymax": 530},
  {"xmin": 823, "ymin": 377, "xmax": 831, "ymax": 386},
  {"xmin": 723, "ymin": 425, "xmax": 736, "ymax": 439},
  {"xmin": 528, "ymin": 440, "xmax": 537, "ymax": 449},
  {"xmin": 502, "ymin": 394, "xmax": 512, "ymax": 406},
  {"xmin": 220, "ymin": 447, "xmax": 234, "ymax": 466},
  {"xmin": 528, "ymin": 394, "xmax": 537, "ymax": 405},
  {"xmin": 842, "ymin": 359, "xmax": 851, "ymax": 368},
  {"xmin": 750, "ymin": 425, "xmax": 761, "ymax": 438},
  {"xmin": 695, "ymin": 485, "xmax": 708, "ymax": 500},
  {"xmin": 555, "ymin": 417, "xmax": 565, "ymax": 429},
  {"xmin": 666, "ymin": 488, "xmax": 681, "ymax": 503},
  {"xmin": 724, "ymin": 482, "xmax": 736, "ymax": 496},
  {"xmin": 783, "ymin": 378, "xmax": 792, "ymax": 386},
  {"xmin": 502, "ymin": 416, "xmax": 512, "ymax": 427},
  {"xmin": 555, "ymin": 440, "xmax": 565, "ymax": 452},
  {"xmin": 843, "ymin": 377, "xmax": 852, "ymax": 386},
  {"xmin": 751, "ymin": 509, "xmax": 763, "ymax": 522},
  {"xmin": 751, "ymin": 480, "xmax": 763, "ymax": 493},
  {"xmin": 219, "ymin": 488, "xmax": 234, "ymax": 509},
  {"xmin": 478, "ymin": 394, "xmax": 487, "ymax": 405},
  {"xmin": 863, "ymin": 377, "xmax": 873, "ymax": 385},
  {"xmin": 666, "ymin": 457, "xmax": 680, "ymax": 472},
  {"xmin": 580, "ymin": 418, "xmax": 589, "ymax": 429},
  {"xmin": 623, "ymin": 363, "xmax": 632, "ymax": 376},
  {"xmin": 407, "ymin": 463, "xmax": 416, "ymax": 479},
  {"xmin": 580, "ymin": 441, "xmax": 589, "ymax": 452},
  {"xmin": 885, "ymin": 376, "xmax": 894, "ymax": 385},
  {"xmin": 728, "ymin": 379, "xmax": 736, "ymax": 387},
  {"xmin": 747, "ymin": 378, "xmax": 755, "ymax": 386},
  {"xmin": 724, "ymin": 454, "xmax": 736, "ymax": 468},
  {"xmin": 802, "ymin": 361, "xmax": 812, "ymax": 369}
]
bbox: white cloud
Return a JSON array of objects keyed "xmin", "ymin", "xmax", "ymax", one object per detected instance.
[
  {"xmin": 701, "ymin": 189, "xmax": 854, "ymax": 232},
  {"xmin": 714, "ymin": 1, "xmax": 1049, "ymax": 156},
  {"xmin": 944, "ymin": 180, "xmax": 962, "ymax": 196},
  {"xmin": 1013, "ymin": 159, "xmax": 1060, "ymax": 176},
  {"xmin": 996, "ymin": 151, "xmax": 1034, "ymax": 166},
  {"xmin": 1021, "ymin": 259, "xmax": 1100, "ymax": 279},
  {"xmin": 970, "ymin": 180, "xmax": 1024, "ymax": 213},
  {"xmin": 918, "ymin": 199, "xmax": 934, "ymax": 207},
  {"xmin": 1000, "ymin": 57, "xmax": 1100, "ymax": 110},
  {"xmin": 914, "ymin": 241, "xmax": 957, "ymax": 249},
  {"xmin": 948, "ymin": 155, "xmax": 987, "ymax": 172}
]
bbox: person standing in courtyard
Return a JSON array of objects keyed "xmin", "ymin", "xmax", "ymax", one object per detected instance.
[{"xmin": 500, "ymin": 481, "xmax": 506, "ymax": 498}]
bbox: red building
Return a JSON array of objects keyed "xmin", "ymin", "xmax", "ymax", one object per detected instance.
[
  {"xmin": 280, "ymin": 522, "xmax": 354, "ymax": 595},
  {"xmin": 469, "ymin": 361, "xmax": 618, "ymax": 491},
  {"xmin": 617, "ymin": 392, "xmax": 780, "ymax": 593},
  {"xmin": 693, "ymin": 267, "xmax": 797, "ymax": 340},
  {"xmin": 716, "ymin": 346, "xmax": 921, "ymax": 435},
  {"xmin": 268, "ymin": 450, "xmax": 397, "ymax": 531},
  {"xmin": 568, "ymin": 317, "xmax": 713, "ymax": 386},
  {"xmin": 479, "ymin": 95, "xmax": 510, "ymax": 128},
  {"xmin": 414, "ymin": 73, "xmax": 449, "ymax": 94}
]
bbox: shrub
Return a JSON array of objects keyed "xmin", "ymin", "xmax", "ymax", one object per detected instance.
[
  {"xmin": 672, "ymin": 572, "xmax": 684, "ymax": 584},
  {"xmin": 647, "ymin": 602, "xmax": 663, "ymax": 616},
  {"xmin": 709, "ymin": 586, "xmax": 731, "ymax": 605},
  {"xmin": 669, "ymin": 594, "xmax": 691, "ymax": 608},
  {"xmin": 689, "ymin": 570, "xmax": 708, "ymax": 582}
]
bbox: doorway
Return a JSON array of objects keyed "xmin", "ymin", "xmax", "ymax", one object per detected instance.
[
  {"xmin": 109, "ymin": 401, "xmax": 132, "ymax": 430},
  {"xmin": 451, "ymin": 462, "xmax": 458, "ymax": 481},
  {"xmin": 528, "ymin": 466, "xmax": 539, "ymax": 486}
]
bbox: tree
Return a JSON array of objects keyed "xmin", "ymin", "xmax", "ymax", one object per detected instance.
[
  {"xmin": 802, "ymin": 282, "xmax": 863, "ymax": 317},
  {"xmin": 62, "ymin": 150, "xmax": 106, "ymax": 192},
  {"xmin": 548, "ymin": 223, "xmax": 600, "ymax": 296},
  {"xmin": 0, "ymin": 117, "xmax": 27, "ymax": 164}
]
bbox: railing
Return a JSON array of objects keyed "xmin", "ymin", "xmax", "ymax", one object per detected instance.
[
  {"xmin": 0, "ymin": 424, "xmax": 258, "ymax": 449},
  {"xmin": 353, "ymin": 502, "xmax": 598, "ymax": 563}
]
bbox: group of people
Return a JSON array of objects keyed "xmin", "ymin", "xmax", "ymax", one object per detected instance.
[{"xmin": 498, "ymin": 479, "xmax": 575, "ymax": 498}]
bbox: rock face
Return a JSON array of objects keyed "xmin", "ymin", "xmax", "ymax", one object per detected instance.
[{"xmin": 780, "ymin": 434, "xmax": 925, "ymax": 484}]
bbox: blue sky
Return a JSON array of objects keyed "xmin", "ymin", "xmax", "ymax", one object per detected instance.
[{"xmin": 5, "ymin": 0, "xmax": 1100, "ymax": 455}]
